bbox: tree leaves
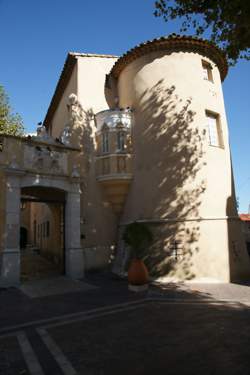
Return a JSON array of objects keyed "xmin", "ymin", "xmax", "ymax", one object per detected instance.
[
  {"xmin": 154, "ymin": 0, "xmax": 250, "ymax": 65},
  {"xmin": 0, "ymin": 85, "xmax": 24, "ymax": 136}
]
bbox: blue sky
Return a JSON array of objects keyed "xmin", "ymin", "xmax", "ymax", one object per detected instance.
[{"xmin": 0, "ymin": 0, "xmax": 249, "ymax": 212}]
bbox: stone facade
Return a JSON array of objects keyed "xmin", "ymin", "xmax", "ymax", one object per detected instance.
[{"xmin": 0, "ymin": 134, "xmax": 83, "ymax": 286}]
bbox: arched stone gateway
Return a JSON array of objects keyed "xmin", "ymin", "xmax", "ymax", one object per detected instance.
[{"xmin": 0, "ymin": 134, "xmax": 84, "ymax": 286}]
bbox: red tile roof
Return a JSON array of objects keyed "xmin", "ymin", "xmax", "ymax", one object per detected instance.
[
  {"xmin": 239, "ymin": 214, "xmax": 250, "ymax": 221},
  {"xmin": 110, "ymin": 34, "xmax": 228, "ymax": 81}
]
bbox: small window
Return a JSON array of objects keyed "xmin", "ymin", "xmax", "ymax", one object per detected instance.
[
  {"xmin": 102, "ymin": 132, "xmax": 109, "ymax": 153},
  {"xmin": 117, "ymin": 131, "xmax": 126, "ymax": 151},
  {"xmin": 206, "ymin": 111, "xmax": 223, "ymax": 148},
  {"xmin": 202, "ymin": 60, "xmax": 213, "ymax": 82}
]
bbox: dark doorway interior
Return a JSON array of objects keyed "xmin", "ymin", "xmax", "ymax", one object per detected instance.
[{"xmin": 20, "ymin": 227, "xmax": 28, "ymax": 249}]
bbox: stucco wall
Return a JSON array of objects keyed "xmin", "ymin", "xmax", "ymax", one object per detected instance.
[
  {"xmin": 77, "ymin": 56, "xmax": 117, "ymax": 113},
  {"xmin": 118, "ymin": 51, "xmax": 232, "ymax": 218},
  {"xmin": 116, "ymin": 50, "xmax": 250, "ymax": 281},
  {"xmin": 77, "ymin": 57, "xmax": 118, "ymax": 267},
  {"xmin": 48, "ymin": 56, "xmax": 119, "ymax": 270},
  {"xmin": 50, "ymin": 63, "xmax": 78, "ymax": 138},
  {"xmin": 29, "ymin": 202, "xmax": 64, "ymax": 269}
]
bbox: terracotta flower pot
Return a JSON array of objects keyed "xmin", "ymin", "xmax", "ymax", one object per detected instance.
[{"xmin": 128, "ymin": 258, "xmax": 149, "ymax": 286}]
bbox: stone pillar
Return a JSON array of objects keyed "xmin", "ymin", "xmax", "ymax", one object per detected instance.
[
  {"xmin": 65, "ymin": 185, "xmax": 84, "ymax": 279},
  {"xmin": 0, "ymin": 172, "xmax": 22, "ymax": 286}
]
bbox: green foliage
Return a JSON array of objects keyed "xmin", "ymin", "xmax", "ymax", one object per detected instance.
[
  {"xmin": 0, "ymin": 85, "xmax": 24, "ymax": 136},
  {"xmin": 154, "ymin": 0, "xmax": 250, "ymax": 64},
  {"xmin": 123, "ymin": 222, "xmax": 153, "ymax": 259}
]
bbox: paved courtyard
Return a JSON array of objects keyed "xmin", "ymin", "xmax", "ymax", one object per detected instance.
[{"xmin": 1, "ymin": 273, "xmax": 250, "ymax": 374}]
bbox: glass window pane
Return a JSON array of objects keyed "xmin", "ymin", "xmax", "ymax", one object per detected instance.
[
  {"xmin": 102, "ymin": 133, "xmax": 109, "ymax": 153},
  {"xmin": 207, "ymin": 114, "xmax": 219, "ymax": 146},
  {"xmin": 203, "ymin": 67, "xmax": 209, "ymax": 80},
  {"xmin": 117, "ymin": 131, "xmax": 125, "ymax": 151}
]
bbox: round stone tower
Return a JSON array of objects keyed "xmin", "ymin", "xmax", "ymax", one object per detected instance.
[{"xmin": 108, "ymin": 35, "xmax": 250, "ymax": 282}]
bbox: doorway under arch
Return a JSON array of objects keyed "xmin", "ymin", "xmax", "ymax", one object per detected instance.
[
  {"xmin": 20, "ymin": 186, "xmax": 66, "ymax": 281},
  {"xmin": 1, "ymin": 169, "xmax": 83, "ymax": 287}
]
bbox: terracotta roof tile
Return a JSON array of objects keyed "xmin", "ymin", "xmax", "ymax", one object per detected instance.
[
  {"xmin": 239, "ymin": 214, "xmax": 250, "ymax": 221},
  {"xmin": 110, "ymin": 34, "xmax": 228, "ymax": 81}
]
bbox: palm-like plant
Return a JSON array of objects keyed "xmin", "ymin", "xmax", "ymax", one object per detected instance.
[{"xmin": 123, "ymin": 222, "xmax": 153, "ymax": 259}]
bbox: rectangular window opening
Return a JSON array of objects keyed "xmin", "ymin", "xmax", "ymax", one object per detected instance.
[
  {"xmin": 102, "ymin": 132, "xmax": 109, "ymax": 153},
  {"xmin": 202, "ymin": 60, "xmax": 213, "ymax": 82},
  {"xmin": 117, "ymin": 131, "xmax": 125, "ymax": 152},
  {"xmin": 206, "ymin": 111, "xmax": 223, "ymax": 148}
]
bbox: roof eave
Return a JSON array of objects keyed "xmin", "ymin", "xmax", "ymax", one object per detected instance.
[
  {"xmin": 110, "ymin": 35, "xmax": 228, "ymax": 82},
  {"xmin": 43, "ymin": 53, "xmax": 77, "ymax": 130}
]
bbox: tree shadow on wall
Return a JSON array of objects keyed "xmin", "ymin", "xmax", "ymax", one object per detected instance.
[
  {"xmin": 69, "ymin": 103, "xmax": 95, "ymax": 179},
  {"xmin": 69, "ymin": 101, "xmax": 117, "ymax": 248},
  {"xmin": 69, "ymin": 103, "xmax": 96, "ymax": 241},
  {"xmin": 131, "ymin": 80, "xmax": 207, "ymax": 279}
]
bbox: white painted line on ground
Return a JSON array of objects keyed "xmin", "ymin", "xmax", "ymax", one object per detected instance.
[
  {"xmin": 38, "ymin": 328, "xmax": 77, "ymax": 375},
  {"xmin": 41, "ymin": 302, "xmax": 146, "ymax": 330},
  {"xmin": 17, "ymin": 331, "xmax": 45, "ymax": 375},
  {"xmin": 40, "ymin": 299, "xmax": 249, "ymax": 331},
  {"xmin": 1, "ymin": 297, "xmax": 249, "ymax": 337},
  {"xmin": 0, "ymin": 298, "xmax": 146, "ymax": 336},
  {"xmin": 149, "ymin": 297, "xmax": 250, "ymax": 306}
]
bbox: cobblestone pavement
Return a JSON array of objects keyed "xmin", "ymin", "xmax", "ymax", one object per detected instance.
[{"xmin": 1, "ymin": 273, "xmax": 250, "ymax": 374}]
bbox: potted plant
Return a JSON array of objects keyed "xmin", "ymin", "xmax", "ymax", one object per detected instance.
[{"xmin": 123, "ymin": 221, "xmax": 153, "ymax": 292}]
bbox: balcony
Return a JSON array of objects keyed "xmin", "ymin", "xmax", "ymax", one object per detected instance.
[
  {"xmin": 95, "ymin": 153, "xmax": 132, "ymax": 179},
  {"xmin": 95, "ymin": 109, "xmax": 132, "ymax": 132},
  {"xmin": 95, "ymin": 154, "xmax": 132, "ymax": 214},
  {"xmin": 95, "ymin": 109, "xmax": 133, "ymax": 214}
]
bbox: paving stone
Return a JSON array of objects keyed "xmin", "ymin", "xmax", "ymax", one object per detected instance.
[
  {"xmin": 1, "ymin": 273, "xmax": 250, "ymax": 374},
  {"xmin": 48, "ymin": 301, "xmax": 250, "ymax": 375}
]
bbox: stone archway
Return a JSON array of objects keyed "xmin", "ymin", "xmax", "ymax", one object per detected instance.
[{"xmin": 0, "ymin": 170, "xmax": 84, "ymax": 287}]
